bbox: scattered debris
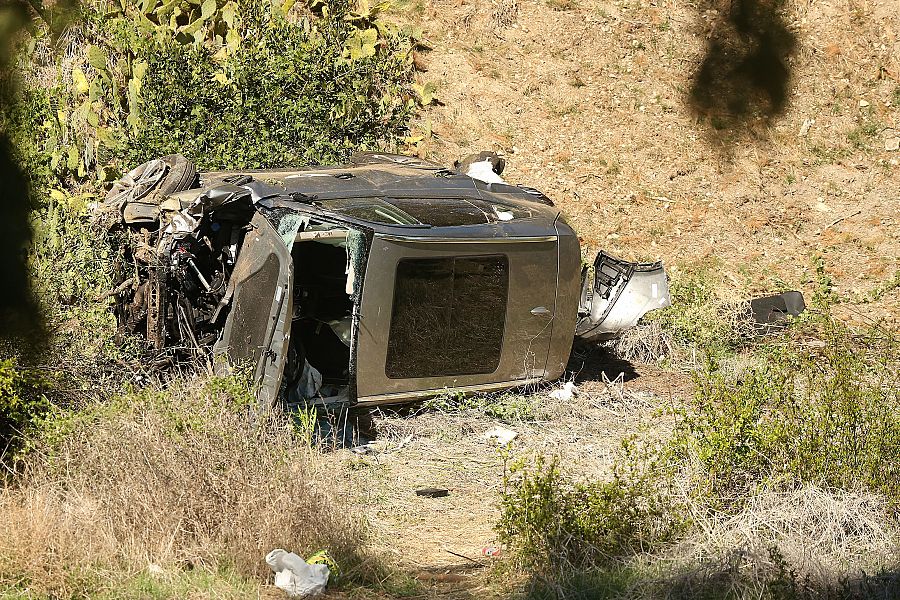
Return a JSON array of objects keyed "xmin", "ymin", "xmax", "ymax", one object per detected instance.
[
  {"xmin": 416, "ymin": 487, "xmax": 450, "ymax": 498},
  {"xmin": 454, "ymin": 151, "xmax": 506, "ymax": 184},
  {"xmin": 482, "ymin": 426, "xmax": 518, "ymax": 445},
  {"xmin": 482, "ymin": 546, "xmax": 502, "ymax": 557},
  {"xmin": 747, "ymin": 291, "xmax": 805, "ymax": 333},
  {"xmin": 549, "ymin": 381, "xmax": 578, "ymax": 402},
  {"xmin": 265, "ymin": 549, "xmax": 330, "ymax": 599},
  {"xmin": 445, "ymin": 548, "xmax": 481, "ymax": 564}
]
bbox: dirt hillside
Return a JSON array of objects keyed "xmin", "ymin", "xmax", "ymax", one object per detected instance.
[{"xmin": 405, "ymin": 0, "xmax": 899, "ymax": 324}]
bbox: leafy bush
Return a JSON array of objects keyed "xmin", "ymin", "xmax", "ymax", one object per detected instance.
[
  {"xmin": 644, "ymin": 273, "xmax": 748, "ymax": 360},
  {"xmin": 0, "ymin": 358, "xmax": 53, "ymax": 456},
  {"xmin": 422, "ymin": 389, "xmax": 538, "ymax": 422},
  {"xmin": 497, "ymin": 445, "xmax": 685, "ymax": 574},
  {"xmin": 21, "ymin": 0, "xmax": 417, "ymax": 185},
  {"xmin": 123, "ymin": 1, "xmax": 416, "ymax": 169},
  {"xmin": 674, "ymin": 314, "xmax": 900, "ymax": 506},
  {"xmin": 498, "ymin": 312, "xmax": 900, "ymax": 596}
]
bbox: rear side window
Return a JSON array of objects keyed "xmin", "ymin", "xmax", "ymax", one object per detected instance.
[{"xmin": 386, "ymin": 255, "xmax": 508, "ymax": 378}]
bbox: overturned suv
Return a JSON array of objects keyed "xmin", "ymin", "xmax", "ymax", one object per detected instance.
[{"xmin": 97, "ymin": 152, "xmax": 670, "ymax": 408}]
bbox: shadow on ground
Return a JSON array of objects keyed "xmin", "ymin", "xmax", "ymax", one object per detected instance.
[{"xmin": 567, "ymin": 343, "xmax": 639, "ymax": 384}]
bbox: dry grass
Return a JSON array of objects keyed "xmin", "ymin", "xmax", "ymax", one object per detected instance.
[
  {"xmin": 0, "ymin": 373, "xmax": 370, "ymax": 598},
  {"xmin": 639, "ymin": 485, "xmax": 900, "ymax": 599},
  {"xmin": 605, "ymin": 321, "xmax": 675, "ymax": 364}
]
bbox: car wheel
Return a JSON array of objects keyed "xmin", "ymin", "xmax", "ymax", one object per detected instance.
[{"xmin": 105, "ymin": 154, "xmax": 198, "ymax": 206}]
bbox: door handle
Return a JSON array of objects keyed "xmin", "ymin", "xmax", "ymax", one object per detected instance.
[{"xmin": 530, "ymin": 306, "xmax": 552, "ymax": 317}]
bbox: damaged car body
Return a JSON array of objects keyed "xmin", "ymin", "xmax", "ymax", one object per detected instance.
[{"xmin": 98, "ymin": 153, "xmax": 671, "ymax": 408}]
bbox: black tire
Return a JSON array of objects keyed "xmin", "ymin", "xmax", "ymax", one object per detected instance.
[
  {"xmin": 157, "ymin": 154, "xmax": 198, "ymax": 195},
  {"xmin": 105, "ymin": 154, "xmax": 198, "ymax": 204}
]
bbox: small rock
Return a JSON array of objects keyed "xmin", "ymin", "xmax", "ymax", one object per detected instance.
[
  {"xmin": 799, "ymin": 118, "xmax": 814, "ymax": 137},
  {"xmin": 886, "ymin": 137, "xmax": 900, "ymax": 152},
  {"xmin": 858, "ymin": 99, "xmax": 870, "ymax": 108}
]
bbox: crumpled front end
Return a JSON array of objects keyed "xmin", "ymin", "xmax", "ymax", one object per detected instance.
[{"xmin": 575, "ymin": 251, "xmax": 671, "ymax": 342}]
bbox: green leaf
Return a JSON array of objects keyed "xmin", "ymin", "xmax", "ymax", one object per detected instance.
[
  {"xmin": 72, "ymin": 67, "xmax": 89, "ymax": 95},
  {"xmin": 345, "ymin": 28, "xmax": 378, "ymax": 61},
  {"xmin": 66, "ymin": 146, "xmax": 79, "ymax": 170},
  {"xmin": 201, "ymin": 0, "xmax": 216, "ymax": 20},
  {"xmin": 133, "ymin": 60, "xmax": 149, "ymax": 80},
  {"xmin": 87, "ymin": 45, "xmax": 108, "ymax": 72},
  {"xmin": 220, "ymin": 1, "xmax": 236, "ymax": 27},
  {"xmin": 412, "ymin": 81, "xmax": 437, "ymax": 105}
]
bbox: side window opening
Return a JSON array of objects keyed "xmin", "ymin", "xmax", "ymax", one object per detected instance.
[
  {"xmin": 282, "ymin": 224, "xmax": 363, "ymax": 407},
  {"xmin": 386, "ymin": 255, "xmax": 509, "ymax": 379}
]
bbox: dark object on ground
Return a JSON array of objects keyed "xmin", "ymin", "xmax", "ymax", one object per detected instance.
[
  {"xmin": 416, "ymin": 487, "xmax": 450, "ymax": 498},
  {"xmin": 96, "ymin": 152, "xmax": 671, "ymax": 410},
  {"xmin": 748, "ymin": 291, "xmax": 805, "ymax": 332}
]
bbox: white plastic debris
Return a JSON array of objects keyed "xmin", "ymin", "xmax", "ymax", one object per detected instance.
[
  {"xmin": 465, "ymin": 159, "xmax": 506, "ymax": 184},
  {"xmin": 482, "ymin": 426, "xmax": 518, "ymax": 445},
  {"xmin": 549, "ymin": 381, "xmax": 578, "ymax": 402},
  {"xmin": 265, "ymin": 549, "xmax": 330, "ymax": 599}
]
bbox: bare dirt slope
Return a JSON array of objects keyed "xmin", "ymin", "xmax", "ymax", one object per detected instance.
[{"xmin": 405, "ymin": 0, "xmax": 899, "ymax": 324}]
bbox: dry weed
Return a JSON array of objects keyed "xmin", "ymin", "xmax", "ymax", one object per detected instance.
[
  {"xmin": 0, "ymin": 373, "xmax": 369, "ymax": 597},
  {"xmin": 651, "ymin": 485, "xmax": 900, "ymax": 596},
  {"xmin": 605, "ymin": 321, "xmax": 675, "ymax": 364}
]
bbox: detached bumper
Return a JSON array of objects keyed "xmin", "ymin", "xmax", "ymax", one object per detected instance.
[{"xmin": 575, "ymin": 251, "xmax": 671, "ymax": 342}]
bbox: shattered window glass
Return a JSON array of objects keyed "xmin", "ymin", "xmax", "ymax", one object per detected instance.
[
  {"xmin": 260, "ymin": 207, "xmax": 308, "ymax": 247},
  {"xmin": 386, "ymin": 255, "xmax": 508, "ymax": 378},
  {"xmin": 315, "ymin": 197, "xmax": 531, "ymax": 227}
]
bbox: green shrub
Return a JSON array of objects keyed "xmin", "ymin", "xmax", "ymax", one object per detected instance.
[
  {"xmin": 422, "ymin": 389, "xmax": 538, "ymax": 421},
  {"xmin": 124, "ymin": 2, "xmax": 416, "ymax": 169},
  {"xmin": 673, "ymin": 314, "xmax": 900, "ymax": 506},
  {"xmin": 0, "ymin": 358, "xmax": 53, "ymax": 455},
  {"xmin": 644, "ymin": 273, "xmax": 747, "ymax": 359},
  {"xmin": 498, "ymin": 312, "xmax": 899, "ymax": 595},
  {"xmin": 497, "ymin": 444, "xmax": 685, "ymax": 574}
]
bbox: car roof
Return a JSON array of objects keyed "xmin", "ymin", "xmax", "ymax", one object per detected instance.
[{"xmin": 199, "ymin": 153, "xmax": 560, "ymax": 231}]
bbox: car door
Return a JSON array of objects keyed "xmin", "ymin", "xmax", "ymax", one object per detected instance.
[
  {"xmin": 354, "ymin": 232, "xmax": 559, "ymax": 402},
  {"xmin": 213, "ymin": 211, "xmax": 293, "ymax": 407}
]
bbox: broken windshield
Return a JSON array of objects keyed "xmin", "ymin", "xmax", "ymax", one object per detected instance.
[{"xmin": 314, "ymin": 197, "xmax": 531, "ymax": 227}]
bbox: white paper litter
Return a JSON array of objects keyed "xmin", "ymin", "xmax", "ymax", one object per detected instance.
[
  {"xmin": 265, "ymin": 549, "xmax": 330, "ymax": 599},
  {"xmin": 482, "ymin": 426, "xmax": 518, "ymax": 445},
  {"xmin": 549, "ymin": 381, "xmax": 578, "ymax": 402}
]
